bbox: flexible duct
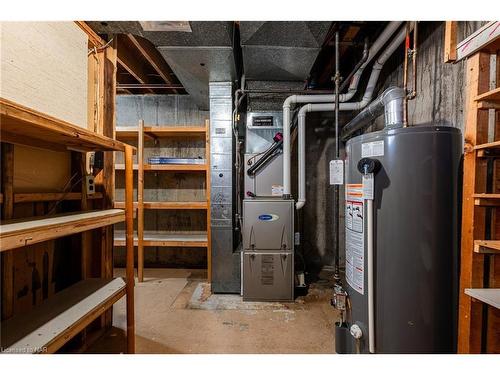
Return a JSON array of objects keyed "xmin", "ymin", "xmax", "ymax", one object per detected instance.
[
  {"xmin": 341, "ymin": 86, "xmax": 405, "ymax": 141},
  {"xmin": 287, "ymin": 24, "xmax": 408, "ymax": 199}
]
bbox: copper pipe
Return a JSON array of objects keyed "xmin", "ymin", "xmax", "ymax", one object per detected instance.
[
  {"xmin": 403, "ymin": 22, "xmax": 411, "ymax": 127},
  {"xmin": 410, "ymin": 22, "xmax": 418, "ymax": 100}
]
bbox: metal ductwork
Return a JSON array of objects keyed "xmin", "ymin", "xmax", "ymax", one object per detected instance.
[
  {"xmin": 341, "ymin": 86, "xmax": 405, "ymax": 141},
  {"xmin": 239, "ymin": 22, "xmax": 331, "ymax": 81}
]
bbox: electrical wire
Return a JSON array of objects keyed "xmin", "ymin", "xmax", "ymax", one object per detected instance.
[
  {"xmin": 87, "ymin": 37, "xmax": 114, "ymax": 56},
  {"xmin": 46, "ymin": 172, "xmax": 84, "ymax": 216}
]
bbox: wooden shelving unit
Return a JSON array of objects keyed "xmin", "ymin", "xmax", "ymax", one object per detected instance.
[
  {"xmin": 0, "ymin": 99, "xmax": 136, "ymax": 353},
  {"xmin": 114, "ymin": 120, "xmax": 211, "ymax": 283},
  {"xmin": 458, "ymin": 51, "xmax": 500, "ymax": 354},
  {"xmin": 0, "ymin": 278, "xmax": 126, "ymax": 353},
  {"xmin": 0, "ymin": 209, "xmax": 125, "ymax": 251}
]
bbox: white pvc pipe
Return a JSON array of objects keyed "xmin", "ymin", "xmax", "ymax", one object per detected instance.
[
  {"xmin": 367, "ymin": 198, "xmax": 375, "ymax": 353},
  {"xmin": 282, "ymin": 22, "xmax": 403, "ymax": 198},
  {"xmin": 287, "ymin": 24, "xmax": 408, "ymax": 200},
  {"xmin": 345, "ymin": 21, "xmax": 403, "ymax": 101}
]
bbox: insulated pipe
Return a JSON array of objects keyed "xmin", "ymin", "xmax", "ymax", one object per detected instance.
[
  {"xmin": 286, "ymin": 25, "xmax": 408, "ymax": 198},
  {"xmin": 341, "ymin": 86, "xmax": 406, "ymax": 141}
]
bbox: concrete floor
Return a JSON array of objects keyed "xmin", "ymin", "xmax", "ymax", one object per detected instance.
[{"xmin": 86, "ymin": 268, "xmax": 339, "ymax": 354}]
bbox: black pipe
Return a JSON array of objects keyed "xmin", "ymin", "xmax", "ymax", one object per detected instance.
[
  {"xmin": 339, "ymin": 38, "xmax": 369, "ymax": 93},
  {"xmin": 247, "ymin": 137, "xmax": 283, "ymax": 177},
  {"xmin": 333, "ymin": 31, "xmax": 341, "ymax": 280}
]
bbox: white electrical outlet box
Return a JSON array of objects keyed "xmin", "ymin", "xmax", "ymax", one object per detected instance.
[{"xmin": 85, "ymin": 175, "xmax": 95, "ymax": 195}]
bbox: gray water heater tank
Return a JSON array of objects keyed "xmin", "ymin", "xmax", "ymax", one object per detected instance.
[{"xmin": 343, "ymin": 125, "xmax": 462, "ymax": 353}]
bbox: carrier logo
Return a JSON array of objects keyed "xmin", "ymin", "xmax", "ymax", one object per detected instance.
[{"xmin": 258, "ymin": 214, "xmax": 279, "ymax": 222}]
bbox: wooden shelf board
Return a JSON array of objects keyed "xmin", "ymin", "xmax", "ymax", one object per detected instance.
[
  {"xmin": 13, "ymin": 192, "xmax": 103, "ymax": 203},
  {"xmin": 474, "ymin": 140, "xmax": 500, "ymax": 151},
  {"xmin": 114, "ymin": 230, "xmax": 207, "ymax": 247},
  {"xmin": 473, "ymin": 193, "xmax": 500, "ymax": 206},
  {"xmin": 143, "ymin": 201, "xmax": 207, "ymax": 210},
  {"xmin": 115, "ymin": 164, "xmax": 206, "ymax": 172},
  {"xmin": 114, "ymin": 202, "xmax": 138, "ymax": 210},
  {"xmin": 0, "ymin": 278, "xmax": 126, "ymax": 353},
  {"xmin": 115, "ymin": 164, "xmax": 139, "ymax": 170},
  {"xmin": 0, "ymin": 97, "xmax": 128, "ymax": 152},
  {"xmin": 474, "ymin": 240, "xmax": 500, "ymax": 254},
  {"xmin": 144, "ymin": 164, "xmax": 207, "ymax": 172},
  {"xmin": 144, "ymin": 126, "xmax": 206, "ymax": 137},
  {"xmin": 474, "ymin": 87, "xmax": 500, "ymax": 103},
  {"xmin": 0, "ymin": 209, "xmax": 125, "ymax": 252},
  {"xmin": 116, "ymin": 128, "xmax": 154, "ymax": 141},
  {"xmin": 464, "ymin": 288, "xmax": 500, "ymax": 309},
  {"xmin": 115, "ymin": 126, "xmax": 206, "ymax": 139}
]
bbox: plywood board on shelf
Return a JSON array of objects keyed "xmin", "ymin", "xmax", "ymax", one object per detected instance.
[{"xmin": 13, "ymin": 145, "xmax": 71, "ymax": 193}]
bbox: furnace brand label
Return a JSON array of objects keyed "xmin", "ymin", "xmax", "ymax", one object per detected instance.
[
  {"xmin": 345, "ymin": 184, "xmax": 365, "ymax": 295},
  {"xmin": 258, "ymin": 214, "xmax": 279, "ymax": 222}
]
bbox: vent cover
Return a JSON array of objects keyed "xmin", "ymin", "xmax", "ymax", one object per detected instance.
[{"xmin": 139, "ymin": 21, "xmax": 192, "ymax": 32}]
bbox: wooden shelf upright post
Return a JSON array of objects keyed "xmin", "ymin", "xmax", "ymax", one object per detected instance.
[{"xmin": 124, "ymin": 144, "xmax": 136, "ymax": 353}]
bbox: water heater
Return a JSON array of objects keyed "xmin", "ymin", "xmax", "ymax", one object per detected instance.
[{"xmin": 338, "ymin": 125, "xmax": 462, "ymax": 353}]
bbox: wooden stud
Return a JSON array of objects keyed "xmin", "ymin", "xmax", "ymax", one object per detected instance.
[
  {"xmin": 124, "ymin": 144, "xmax": 136, "ymax": 354},
  {"xmin": 444, "ymin": 21, "xmax": 457, "ymax": 63},
  {"xmin": 1, "ymin": 143, "xmax": 14, "ymax": 320},
  {"xmin": 137, "ymin": 120, "xmax": 145, "ymax": 282},
  {"xmin": 458, "ymin": 52, "xmax": 491, "ymax": 354}
]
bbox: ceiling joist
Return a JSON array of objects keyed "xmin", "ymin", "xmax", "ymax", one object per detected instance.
[{"xmin": 127, "ymin": 34, "xmax": 180, "ymax": 94}]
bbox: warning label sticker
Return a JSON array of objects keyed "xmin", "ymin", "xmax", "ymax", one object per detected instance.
[
  {"xmin": 271, "ymin": 184, "xmax": 284, "ymax": 196},
  {"xmin": 361, "ymin": 140, "xmax": 384, "ymax": 158},
  {"xmin": 345, "ymin": 184, "xmax": 365, "ymax": 295}
]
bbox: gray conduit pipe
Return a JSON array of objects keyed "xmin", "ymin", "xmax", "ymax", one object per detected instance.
[{"xmin": 285, "ymin": 23, "xmax": 408, "ymax": 199}]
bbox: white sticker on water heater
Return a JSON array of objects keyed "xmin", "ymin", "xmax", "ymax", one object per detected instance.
[
  {"xmin": 345, "ymin": 184, "xmax": 365, "ymax": 295},
  {"xmin": 361, "ymin": 140, "xmax": 384, "ymax": 158}
]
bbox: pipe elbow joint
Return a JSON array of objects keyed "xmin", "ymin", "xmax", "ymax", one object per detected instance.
[
  {"xmin": 283, "ymin": 95, "xmax": 297, "ymax": 108},
  {"xmin": 296, "ymin": 200, "xmax": 305, "ymax": 210}
]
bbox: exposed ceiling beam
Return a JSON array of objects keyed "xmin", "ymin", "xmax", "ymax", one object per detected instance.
[
  {"xmin": 117, "ymin": 83, "xmax": 184, "ymax": 90},
  {"xmin": 127, "ymin": 34, "xmax": 181, "ymax": 94},
  {"xmin": 75, "ymin": 21, "xmax": 106, "ymax": 47},
  {"xmin": 115, "ymin": 34, "xmax": 155, "ymax": 94}
]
